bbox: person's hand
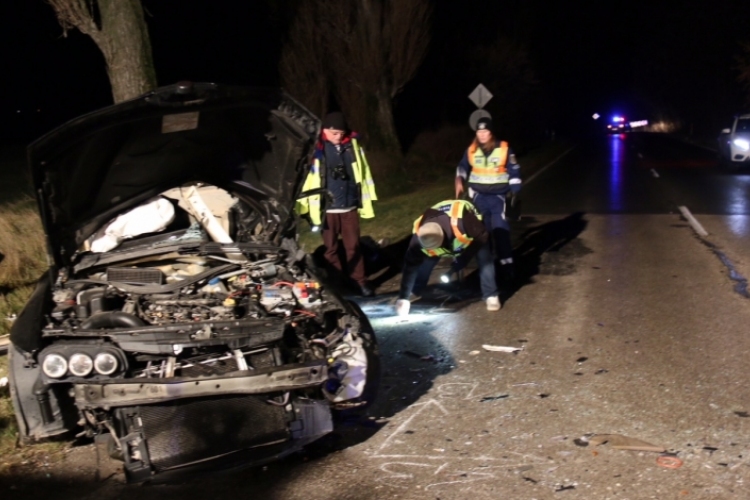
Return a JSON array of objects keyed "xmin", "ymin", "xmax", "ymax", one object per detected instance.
[{"xmin": 454, "ymin": 177, "xmax": 464, "ymax": 198}]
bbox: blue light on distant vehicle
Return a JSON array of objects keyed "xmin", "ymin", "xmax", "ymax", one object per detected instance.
[
  {"xmin": 612, "ymin": 116, "xmax": 625, "ymax": 123},
  {"xmin": 733, "ymin": 138, "xmax": 750, "ymax": 151}
]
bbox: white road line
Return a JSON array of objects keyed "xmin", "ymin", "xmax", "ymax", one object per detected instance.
[
  {"xmin": 678, "ymin": 206, "xmax": 709, "ymax": 237},
  {"xmin": 651, "ymin": 168, "xmax": 660, "ymax": 178},
  {"xmin": 524, "ymin": 146, "xmax": 577, "ymax": 186}
]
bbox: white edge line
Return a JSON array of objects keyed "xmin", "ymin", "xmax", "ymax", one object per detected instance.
[
  {"xmin": 524, "ymin": 145, "xmax": 577, "ymax": 186},
  {"xmin": 678, "ymin": 205, "xmax": 709, "ymax": 237}
]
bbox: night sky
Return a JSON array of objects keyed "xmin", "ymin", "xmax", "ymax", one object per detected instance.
[{"xmin": 3, "ymin": 0, "xmax": 750, "ymax": 144}]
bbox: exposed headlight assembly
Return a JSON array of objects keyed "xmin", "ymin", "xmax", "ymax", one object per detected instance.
[
  {"xmin": 69, "ymin": 353, "xmax": 94, "ymax": 377},
  {"xmin": 42, "ymin": 353, "xmax": 68, "ymax": 379},
  {"xmin": 94, "ymin": 352, "xmax": 119, "ymax": 375},
  {"xmin": 733, "ymin": 138, "xmax": 750, "ymax": 151}
]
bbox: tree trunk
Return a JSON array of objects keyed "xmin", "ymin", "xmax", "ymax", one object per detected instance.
[
  {"xmin": 98, "ymin": 0, "xmax": 157, "ymax": 103},
  {"xmin": 49, "ymin": 0, "xmax": 157, "ymax": 104},
  {"xmin": 368, "ymin": 90, "xmax": 401, "ymax": 153}
]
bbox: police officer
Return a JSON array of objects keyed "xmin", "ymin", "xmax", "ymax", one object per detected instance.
[
  {"xmin": 455, "ymin": 117, "xmax": 521, "ymax": 287},
  {"xmin": 297, "ymin": 112, "xmax": 378, "ymax": 297},
  {"xmin": 395, "ymin": 200, "xmax": 499, "ymax": 316}
]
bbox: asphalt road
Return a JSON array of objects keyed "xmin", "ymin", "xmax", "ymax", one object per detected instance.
[{"xmin": 5, "ymin": 132, "xmax": 750, "ymax": 499}]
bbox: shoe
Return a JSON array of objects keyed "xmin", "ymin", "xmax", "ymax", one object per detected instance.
[
  {"xmin": 359, "ymin": 284, "xmax": 374, "ymax": 297},
  {"xmin": 395, "ymin": 299, "xmax": 410, "ymax": 316},
  {"xmin": 486, "ymin": 296, "xmax": 501, "ymax": 311}
]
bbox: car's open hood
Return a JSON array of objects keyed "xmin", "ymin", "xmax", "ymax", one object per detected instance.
[{"xmin": 28, "ymin": 83, "xmax": 320, "ymax": 269}]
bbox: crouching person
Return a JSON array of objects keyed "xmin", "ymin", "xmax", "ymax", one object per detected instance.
[{"xmin": 395, "ymin": 200, "xmax": 500, "ymax": 316}]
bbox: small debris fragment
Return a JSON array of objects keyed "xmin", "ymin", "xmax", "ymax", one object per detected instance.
[
  {"xmin": 482, "ymin": 344, "xmax": 522, "ymax": 353},
  {"xmin": 573, "ymin": 435, "xmax": 591, "ymax": 447},
  {"xmin": 555, "ymin": 485, "xmax": 576, "ymax": 492},
  {"xmin": 576, "ymin": 357, "xmax": 588, "ymax": 363},
  {"xmin": 656, "ymin": 455, "xmax": 683, "ymax": 469},
  {"xmin": 480, "ymin": 394, "xmax": 509, "ymax": 402},
  {"xmin": 0, "ymin": 377, "xmax": 8, "ymax": 388},
  {"xmin": 539, "ymin": 393, "xmax": 550, "ymax": 398},
  {"xmin": 588, "ymin": 434, "xmax": 666, "ymax": 452},
  {"xmin": 734, "ymin": 411, "xmax": 749, "ymax": 418},
  {"xmin": 469, "ymin": 350, "xmax": 480, "ymax": 356},
  {"xmin": 702, "ymin": 446, "xmax": 719, "ymax": 454},
  {"xmin": 523, "ymin": 476, "xmax": 539, "ymax": 484},
  {"xmin": 594, "ymin": 369, "xmax": 609, "ymax": 375}
]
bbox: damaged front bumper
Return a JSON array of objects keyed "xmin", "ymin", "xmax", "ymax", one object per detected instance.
[{"xmin": 74, "ymin": 361, "xmax": 327, "ymax": 408}]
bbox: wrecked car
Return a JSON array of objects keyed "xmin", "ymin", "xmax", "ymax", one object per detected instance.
[{"xmin": 7, "ymin": 83, "xmax": 379, "ymax": 482}]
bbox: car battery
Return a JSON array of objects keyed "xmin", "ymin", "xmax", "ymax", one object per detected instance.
[{"xmin": 258, "ymin": 286, "xmax": 294, "ymax": 310}]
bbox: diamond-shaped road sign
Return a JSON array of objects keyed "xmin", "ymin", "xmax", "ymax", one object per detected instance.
[{"xmin": 468, "ymin": 84, "xmax": 493, "ymax": 109}]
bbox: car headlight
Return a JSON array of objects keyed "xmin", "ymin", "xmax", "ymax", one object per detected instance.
[
  {"xmin": 69, "ymin": 353, "xmax": 94, "ymax": 377},
  {"xmin": 94, "ymin": 352, "xmax": 119, "ymax": 375},
  {"xmin": 42, "ymin": 353, "xmax": 68, "ymax": 379},
  {"xmin": 733, "ymin": 138, "xmax": 750, "ymax": 151}
]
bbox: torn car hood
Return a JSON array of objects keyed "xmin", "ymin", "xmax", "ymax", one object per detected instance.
[{"xmin": 28, "ymin": 83, "xmax": 320, "ymax": 268}]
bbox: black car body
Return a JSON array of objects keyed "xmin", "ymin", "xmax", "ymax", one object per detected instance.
[{"xmin": 8, "ymin": 83, "xmax": 379, "ymax": 482}]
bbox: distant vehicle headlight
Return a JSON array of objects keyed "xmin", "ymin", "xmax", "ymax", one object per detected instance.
[
  {"xmin": 42, "ymin": 353, "xmax": 68, "ymax": 378},
  {"xmin": 733, "ymin": 138, "xmax": 750, "ymax": 151},
  {"xmin": 69, "ymin": 353, "xmax": 94, "ymax": 377},
  {"xmin": 94, "ymin": 352, "xmax": 119, "ymax": 376}
]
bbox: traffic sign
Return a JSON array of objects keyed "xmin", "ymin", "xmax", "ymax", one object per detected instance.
[{"xmin": 468, "ymin": 84, "xmax": 493, "ymax": 109}]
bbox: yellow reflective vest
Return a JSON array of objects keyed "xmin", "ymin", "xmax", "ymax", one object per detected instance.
[
  {"xmin": 467, "ymin": 140, "xmax": 510, "ymax": 185},
  {"xmin": 296, "ymin": 138, "xmax": 377, "ymax": 225},
  {"xmin": 412, "ymin": 200, "xmax": 480, "ymax": 257}
]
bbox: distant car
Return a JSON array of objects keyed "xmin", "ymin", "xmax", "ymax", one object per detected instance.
[
  {"xmin": 717, "ymin": 114, "xmax": 750, "ymax": 166},
  {"xmin": 8, "ymin": 83, "xmax": 380, "ymax": 483},
  {"xmin": 606, "ymin": 116, "xmax": 630, "ymax": 135}
]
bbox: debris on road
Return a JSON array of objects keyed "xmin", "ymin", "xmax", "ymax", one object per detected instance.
[
  {"xmin": 576, "ymin": 357, "xmax": 588, "ymax": 363},
  {"xmin": 482, "ymin": 344, "xmax": 523, "ymax": 353},
  {"xmin": 734, "ymin": 411, "xmax": 749, "ymax": 418},
  {"xmin": 594, "ymin": 369, "xmax": 609, "ymax": 375},
  {"xmin": 0, "ymin": 376, "xmax": 8, "ymax": 388},
  {"xmin": 656, "ymin": 455, "xmax": 684, "ymax": 469},
  {"xmin": 480, "ymin": 394, "xmax": 509, "ymax": 402},
  {"xmin": 575, "ymin": 433, "xmax": 666, "ymax": 453},
  {"xmin": 469, "ymin": 350, "xmax": 481, "ymax": 356}
]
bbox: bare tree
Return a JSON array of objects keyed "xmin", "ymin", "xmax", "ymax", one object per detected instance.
[
  {"xmin": 48, "ymin": 0, "xmax": 157, "ymax": 103},
  {"xmin": 279, "ymin": 0, "xmax": 329, "ymax": 117},
  {"xmin": 325, "ymin": 0, "xmax": 432, "ymax": 153}
]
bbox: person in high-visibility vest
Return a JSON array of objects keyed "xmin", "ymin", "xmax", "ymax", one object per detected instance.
[
  {"xmin": 455, "ymin": 117, "xmax": 521, "ymax": 287},
  {"xmin": 394, "ymin": 200, "xmax": 499, "ymax": 316},
  {"xmin": 296, "ymin": 112, "xmax": 378, "ymax": 297}
]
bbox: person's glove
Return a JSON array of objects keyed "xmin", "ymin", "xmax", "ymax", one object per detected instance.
[{"xmin": 395, "ymin": 299, "xmax": 411, "ymax": 316}]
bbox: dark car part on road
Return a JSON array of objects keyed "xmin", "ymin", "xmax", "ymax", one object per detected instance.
[{"xmin": 8, "ymin": 83, "xmax": 380, "ymax": 483}]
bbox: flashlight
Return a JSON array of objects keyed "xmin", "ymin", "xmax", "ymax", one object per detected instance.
[
  {"xmin": 440, "ymin": 274, "xmax": 451, "ymax": 284},
  {"xmin": 311, "ymin": 225, "xmax": 320, "ymax": 232}
]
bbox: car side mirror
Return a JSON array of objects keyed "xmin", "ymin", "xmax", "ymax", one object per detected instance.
[{"xmin": 721, "ymin": 128, "xmax": 731, "ymax": 134}]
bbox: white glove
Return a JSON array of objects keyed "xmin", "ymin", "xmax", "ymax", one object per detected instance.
[{"xmin": 395, "ymin": 299, "xmax": 410, "ymax": 317}]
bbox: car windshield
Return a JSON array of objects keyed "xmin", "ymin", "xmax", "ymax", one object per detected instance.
[{"xmin": 736, "ymin": 118, "xmax": 750, "ymax": 133}]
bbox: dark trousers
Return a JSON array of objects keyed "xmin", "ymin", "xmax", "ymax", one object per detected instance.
[
  {"xmin": 472, "ymin": 193, "xmax": 514, "ymax": 265},
  {"xmin": 322, "ymin": 211, "xmax": 366, "ymax": 286}
]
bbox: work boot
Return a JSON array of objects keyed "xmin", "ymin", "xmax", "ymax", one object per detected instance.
[{"xmin": 486, "ymin": 296, "xmax": 501, "ymax": 311}]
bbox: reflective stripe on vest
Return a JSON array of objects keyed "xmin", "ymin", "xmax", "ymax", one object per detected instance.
[
  {"xmin": 412, "ymin": 200, "xmax": 479, "ymax": 257},
  {"xmin": 468, "ymin": 141, "xmax": 510, "ymax": 184}
]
